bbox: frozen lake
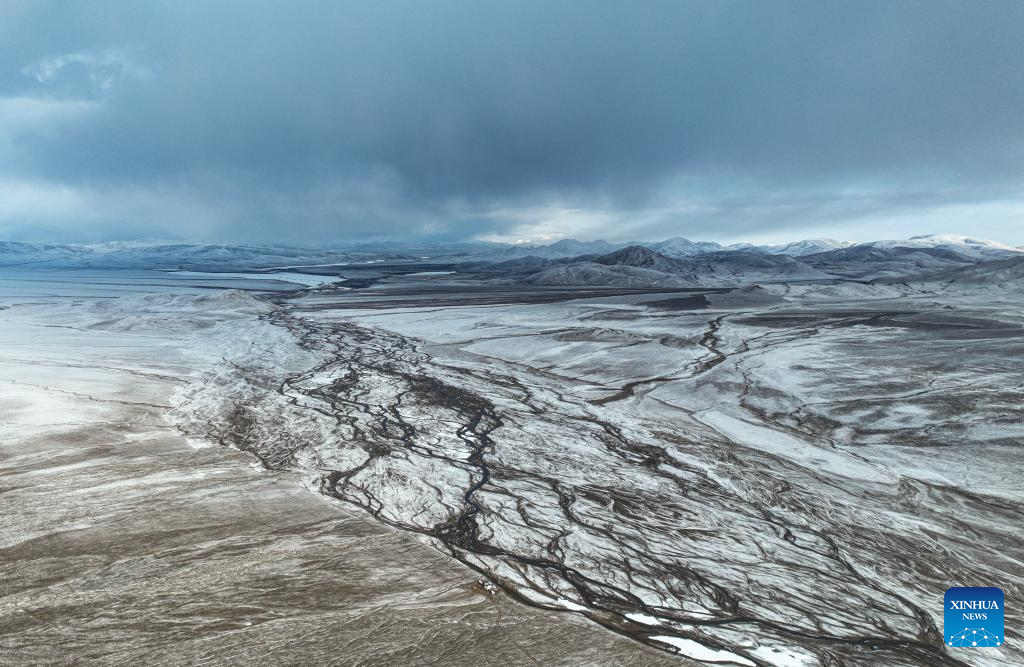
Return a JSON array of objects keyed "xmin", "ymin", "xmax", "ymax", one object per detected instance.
[{"xmin": 0, "ymin": 267, "xmax": 322, "ymax": 303}]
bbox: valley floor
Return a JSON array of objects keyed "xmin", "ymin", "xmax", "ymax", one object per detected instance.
[
  {"xmin": 0, "ymin": 277, "xmax": 673, "ymax": 666},
  {"xmin": 2, "ymin": 270, "xmax": 1021, "ymax": 666}
]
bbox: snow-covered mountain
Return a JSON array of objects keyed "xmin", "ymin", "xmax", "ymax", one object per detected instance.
[
  {"xmin": 481, "ymin": 234, "xmax": 1023, "ymax": 288},
  {"xmin": 862, "ymin": 234, "xmax": 1022, "ymax": 260},
  {"xmin": 729, "ymin": 235, "xmax": 1020, "ymax": 259},
  {"xmin": 593, "ymin": 245, "xmax": 683, "ymax": 271},
  {"xmin": 477, "ymin": 233, "xmax": 1020, "ymax": 264},
  {"xmin": 1, "ymin": 234, "xmax": 1019, "ymax": 281},
  {"xmin": 759, "ymin": 238, "xmax": 855, "ymax": 256},
  {"xmin": 929, "ymin": 254, "xmax": 1024, "ymax": 289},
  {"xmin": 645, "ymin": 237, "xmax": 724, "ymax": 257},
  {"xmin": 482, "ymin": 238, "xmax": 626, "ymax": 260},
  {"xmin": 520, "ymin": 246, "xmax": 829, "ymax": 287},
  {"xmin": 523, "ymin": 246, "xmax": 696, "ymax": 287},
  {"xmin": 483, "ymin": 236, "xmax": 725, "ymax": 260}
]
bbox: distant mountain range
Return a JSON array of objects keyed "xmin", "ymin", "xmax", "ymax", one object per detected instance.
[
  {"xmin": 479, "ymin": 233, "xmax": 1020, "ymax": 260},
  {"xmin": 1, "ymin": 234, "xmax": 1021, "ymax": 290},
  {"xmin": 470, "ymin": 234, "xmax": 1024, "ymax": 289}
]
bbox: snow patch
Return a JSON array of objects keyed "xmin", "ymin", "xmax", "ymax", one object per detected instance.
[
  {"xmin": 749, "ymin": 644, "xmax": 819, "ymax": 666},
  {"xmin": 626, "ymin": 612, "xmax": 662, "ymax": 625},
  {"xmin": 651, "ymin": 636, "xmax": 755, "ymax": 666}
]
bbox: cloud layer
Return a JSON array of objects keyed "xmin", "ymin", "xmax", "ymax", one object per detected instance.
[{"xmin": 2, "ymin": 1, "xmax": 1023, "ymax": 244}]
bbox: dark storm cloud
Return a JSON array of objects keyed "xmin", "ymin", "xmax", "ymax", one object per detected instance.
[{"xmin": 2, "ymin": 0, "xmax": 1023, "ymax": 243}]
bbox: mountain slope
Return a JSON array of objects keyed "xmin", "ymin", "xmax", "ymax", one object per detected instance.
[
  {"xmin": 865, "ymin": 234, "xmax": 1022, "ymax": 260},
  {"xmin": 930, "ymin": 254, "xmax": 1024, "ymax": 288},
  {"xmin": 762, "ymin": 238, "xmax": 854, "ymax": 256},
  {"xmin": 593, "ymin": 246, "xmax": 683, "ymax": 271},
  {"xmin": 646, "ymin": 237, "xmax": 723, "ymax": 257}
]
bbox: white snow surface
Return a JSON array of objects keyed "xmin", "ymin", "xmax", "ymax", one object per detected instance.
[
  {"xmin": 4, "ymin": 262, "xmax": 1021, "ymax": 666},
  {"xmin": 650, "ymin": 636, "xmax": 756, "ymax": 665}
]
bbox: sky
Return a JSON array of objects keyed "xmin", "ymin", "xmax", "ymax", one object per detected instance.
[{"xmin": 1, "ymin": 1, "xmax": 1023, "ymax": 246}]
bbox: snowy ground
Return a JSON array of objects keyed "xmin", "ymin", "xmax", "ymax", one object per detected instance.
[
  {"xmin": 0, "ymin": 274, "xmax": 673, "ymax": 666},
  {"xmin": 176, "ymin": 276, "xmax": 1023, "ymax": 666},
  {"xmin": 2, "ymin": 267, "xmax": 1021, "ymax": 666}
]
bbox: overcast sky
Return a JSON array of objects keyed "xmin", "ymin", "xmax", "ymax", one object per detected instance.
[{"xmin": 2, "ymin": 1, "xmax": 1023, "ymax": 245}]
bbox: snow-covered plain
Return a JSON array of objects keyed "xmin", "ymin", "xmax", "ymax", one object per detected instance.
[
  {"xmin": 3, "ymin": 257, "xmax": 1022, "ymax": 665},
  {"xmin": 169, "ymin": 271, "xmax": 1024, "ymax": 666},
  {"xmin": 0, "ymin": 272, "xmax": 673, "ymax": 666}
]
